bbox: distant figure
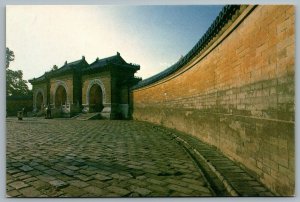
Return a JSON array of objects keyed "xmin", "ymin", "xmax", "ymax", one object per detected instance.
[
  {"xmin": 17, "ymin": 107, "xmax": 24, "ymax": 120},
  {"xmin": 45, "ymin": 104, "xmax": 52, "ymax": 119},
  {"xmin": 22, "ymin": 107, "xmax": 26, "ymax": 117},
  {"xmin": 44, "ymin": 106, "xmax": 47, "ymax": 118}
]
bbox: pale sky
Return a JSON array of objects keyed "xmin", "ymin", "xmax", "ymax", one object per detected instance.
[{"xmin": 6, "ymin": 5, "xmax": 223, "ymax": 88}]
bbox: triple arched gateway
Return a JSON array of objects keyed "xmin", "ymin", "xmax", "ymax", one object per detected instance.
[{"xmin": 29, "ymin": 53, "xmax": 141, "ymax": 119}]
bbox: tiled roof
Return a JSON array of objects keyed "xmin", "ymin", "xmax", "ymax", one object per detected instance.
[
  {"xmin": 51, "ymin": 56, "xmax": 88, "ymax": 75},
  {"xmin": 29, "ymin": 53, "xmax": 140, "ymax": 84},
  {"xmin": 83, "ymin": 52, "xmax": 140, "ymax": 72},
  {"xmin": 29, "ymin": 56, "xmax": 87, "ymax": 83},
  {"xmin": 28, "ymin": 74, "xmax": 46, "ymax": 83}
]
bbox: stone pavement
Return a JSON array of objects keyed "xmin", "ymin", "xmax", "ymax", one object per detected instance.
[
  {"xmin": 6, "ymin": 118, "xmax": 273, "ymax": 197},
  {"xmin": 152, "ymin": 125, "xmax": 275, "ymax": 197}
]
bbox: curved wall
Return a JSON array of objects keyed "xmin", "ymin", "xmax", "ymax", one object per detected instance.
[{"xmin": 132, "ymin": 5, "xmax": 295, "ymax": 195}]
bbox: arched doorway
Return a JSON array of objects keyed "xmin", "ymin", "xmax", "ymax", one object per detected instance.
[
  {"xmin": 36, "ymin": 92, "xmax": 43, "ymax": 110},
  {"xmin": 89, "ymin": 84, "xmax": 103, "ymax": 112},
  {"xmin": 55, "ymin": 85, "xmax": 67, "ymax": 107}
]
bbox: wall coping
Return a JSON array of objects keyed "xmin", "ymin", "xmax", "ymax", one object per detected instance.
[{"xmin": 132, "ymin": 5, "xmax": 256, "ymax": 91}]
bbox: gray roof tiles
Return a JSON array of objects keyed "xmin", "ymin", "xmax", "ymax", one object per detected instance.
[{"xmin": 29, "ymin": 53, "xmax": 140, "ymax": 84}]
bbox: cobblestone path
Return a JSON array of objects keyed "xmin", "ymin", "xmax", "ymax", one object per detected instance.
[
  {"xmin": 6, "ymin": 118, "xmax": 273, "ymax": 197},
  {"xmin": 7, "ymin": 118, "xmax": 214, "ymax": 197}
]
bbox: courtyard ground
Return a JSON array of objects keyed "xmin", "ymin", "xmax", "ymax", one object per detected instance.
[{"xmin": 6, "ymin": 118, "xmax": 273, "ymax": 197}]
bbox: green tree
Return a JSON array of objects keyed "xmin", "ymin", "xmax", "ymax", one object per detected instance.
[
  {"xmin": 6, "ymin": 69, "xmax": 31, "ymax": 96},
  {"xmin": 6, "ymin": 47, "xmax": 15, "ymax": 69},
  {"xmin": 52, "ymin": 65, "xmax": 58, "ymax": 71},
  {"xmin": 6, "ymin": 47, "xmax": 31, "ymax": 96}
]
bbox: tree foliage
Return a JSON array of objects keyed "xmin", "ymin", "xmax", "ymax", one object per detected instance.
[
  {"xmin": 6, "ymin": 69, "xmax": 31, "ymax": 96},
  {"xmin": 52, "ymin": 65, "xmax": 58, "ymax": 71},
  {"xmin": 6, "ymin": 47, "xmax": 31, "ymax": 96},
  {"xmin": 6, "ymin": 47, "xmax": 15, "ymax": 69}
]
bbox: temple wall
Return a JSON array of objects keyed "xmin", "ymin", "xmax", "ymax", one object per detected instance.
[
  {"xmin": 6, "ymin": 96, "xmax": 33, "ymax": 116},
  {"xmin": 132, "ymin": 5, "xmax": 295, "ymax": 195}
]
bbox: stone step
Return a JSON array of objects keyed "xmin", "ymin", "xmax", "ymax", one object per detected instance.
[{"xmin": 74, "ymin": 113, "xmax": 101, "ymax": 120}]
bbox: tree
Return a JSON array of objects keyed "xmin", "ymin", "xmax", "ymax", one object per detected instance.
[
  {"xmin": 6, "ymin": 47, "xmax": 15, "ymax": 69},
  {"xmin": 6, "ymin": 69, "xmax": 31, "ymax": 96},
  {"xmin": 6, "ymin": 47, "xmax": 31, "ymax": 96},
  {"xmin": 52, "ymin": 65, "xmax": 58, "ymax": 71}
]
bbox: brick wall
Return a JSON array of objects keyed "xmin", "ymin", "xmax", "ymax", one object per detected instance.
[
  {"xmin": 132, "ymin": 5, "xmax": 294, "ymax": 195},
  {"xmin": 6, "ymin": 96, "xmax": 33, "ymax": 116}
]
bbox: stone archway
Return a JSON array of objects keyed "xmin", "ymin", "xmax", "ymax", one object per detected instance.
[
  {"xmin": 86, "ymin": 79, "xmax": 106, "ymax": 105},
  {"xmin": 88, "ymin": 84, "xmax": 104, "ymax": 112},
  {"xmin": 84, "ymin": 79, "xmax": 107, "ymax": 113},
  {"xmin": 55, "ymin": 85, "xmax": 67, "ymax": 107},
  {"xmin": 36, "ymin": 92, "xmax": 44, "ymax": 110},
  {"xmin": 34, "ymin": 89, "xmax": 45, "ymax": 112}
]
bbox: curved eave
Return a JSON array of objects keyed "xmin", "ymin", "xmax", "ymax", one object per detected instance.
[
  {"xmin": 29, "ymin": 75, "xmax": 47, "ymax": 85},
  {"xmin": 48, "ymin": 68, "xmax": 74, "ymax": 77},
  {"xmin": 82, "ymin": 63, "xmax": 140, "ymax": 74},
  {"xmin": 111, "ymin": 63, "xmax": 140, "ymax": 72},
  {"xmin": 82, "ymin": 65, "xmax": 110, "ymax": 74},
  {"xmin": 29, "ymin": 80, "xmax": 44, "ymax": 85}
]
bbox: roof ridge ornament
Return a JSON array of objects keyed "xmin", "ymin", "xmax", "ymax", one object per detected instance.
[
  {"xmin": 117, "ymin": 52, "xmax": 120, "ymax": 56},
  {"xmin": 65, "ymin": 61, "xmax": 67, "ymax": 65},
  {"xmin": 82, "ymin": 56, "xmax": 85, "ymax": 60},
  {"xmin": 96, "ymin": 57, "xmax": 99, "ymax": 61}
]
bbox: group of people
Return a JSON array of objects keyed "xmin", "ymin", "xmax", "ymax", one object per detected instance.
[{"xmin": 17, "ymin": 104, "xmax": 52, "ymax": 120}]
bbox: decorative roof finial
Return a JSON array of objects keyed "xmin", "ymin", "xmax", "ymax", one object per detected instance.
[
  {"xmin": 65, "ymin": 61, "xmax": 67, "ymax": 65},
  {"xmin": 117, "ymin": 52, "xmax": 120, "ymax": 56},
  {"xmin": 82, "ymin": 56, "xmax": 85, "ymax": 60},
  {"xmin": 96, "ymin": 57, "xmax": 99, "ymax": 61}
]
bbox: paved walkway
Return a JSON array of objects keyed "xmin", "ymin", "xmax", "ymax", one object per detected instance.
[{"xmin": 6, "ymin": 118, "xmax": 273, "ymax": 197}]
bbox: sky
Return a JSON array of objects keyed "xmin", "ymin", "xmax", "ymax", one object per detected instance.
[{"xmin": 6, "ymin": 5, "xmax": 223, "ymax": 89}]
